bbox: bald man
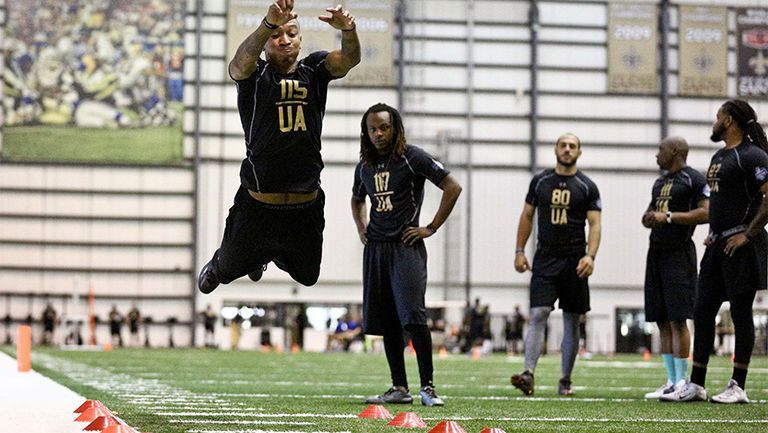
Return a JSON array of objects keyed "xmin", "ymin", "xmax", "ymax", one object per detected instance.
[
  {"xmin": 511, "ymin": 133, "xmax": 602, "ymax": 396},
  {"xmin": 641, "ymin": 136, "xmax": 709, "ymax": 399}
]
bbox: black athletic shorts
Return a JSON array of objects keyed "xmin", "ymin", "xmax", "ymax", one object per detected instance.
[
  {"xmin": 213, "ymin": 186, "xmax": 325, "ymax": 287},
  {"xmin": 698, "ymin": 229, "xmax": 767, "ymax": 303},
  {"xmin": 530, "ymin": 250, "xmax": 590, "ymax": 314},
  {"xmin": 644, "ymin": 241, "xmax": 696, "ymax": 322},
  {"xmin": 362, "ymin": 240, "xmax": 428, "ymax": 335}
]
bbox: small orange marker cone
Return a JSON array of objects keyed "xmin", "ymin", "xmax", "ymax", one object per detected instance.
[
  {"xmin": 291, "ymin": 343, "xmax": 300, "ymax": 353},
  {"xmin": 75, "ymin": 407, "xmax": 111, "ymax": 422},
  {"xmin": 480, "ymin": 428, "xmax": 507, "ymax": 433},
  {"xmin": 104, "ymin": 342, "xmax": 113, "ymax": 352},
  {"xmin": 358, "ymin": 404, "xmax": 393, "ymax": 419},
  {"xmin": 74, "ymin": 400, "xmax": 105, "ymax": 413},
  {"xmin": 84, "ymin": 415, "xmax": 121, "ymax": 431},
  {"xmin": 428, "ymin": 421, "xmax": 466, "ymax": 433},
  {"xmin": 471, "ymin": 347, "xmax": 481, "ymax": 360},
  {"xmin": 438, "ymin": 346, "xmax": 448, "ymax": 358},
  {"xmin": 731, "ymin": 353, "xmax": 735, "ymax": 363},
  {"xmin": 408, "ymin": 340, "xmax": 416, "ymax": 356},
  {"xmin": 642, "ymin": 349, "xmax": 651, "ymax": 361},
  {"xmin": 16, "ymin": 325, "xmax": 31, "ymax": 372},
  {"xmin": 388, "ymin": 412, "xmax": 427, "ymax": 428}
]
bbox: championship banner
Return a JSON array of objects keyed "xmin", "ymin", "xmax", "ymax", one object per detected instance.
[
  {"xmin": 678, "ymin": 6, "xmax": 727, "ymax": 97},
  {"xmin": 226, "ymin": 0, "xmax": 335, "ymax": 71},
  {"xmin": 3, "ymin": 0, "xmax": 185, "ymax": 163},
  {"xmin": 340, "ymin": 0, "xmax": 394, "ymax": 86},
  {"xmin": 736, "ymin": 8, "xmax": 768, "ymax": 97},
  {"xmin": 607, "ymin": 4, "xmax": 658, "ymax": 94}
]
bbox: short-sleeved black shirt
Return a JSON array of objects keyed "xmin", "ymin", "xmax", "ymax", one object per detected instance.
[
  {"xmin": 706, "ymin": 141, "xmax": 768, "ymax": 234},
  {"xmin": 233, "ymin": 51, "xmax": 337, "ymax": 193},
  {"xmin": 525, "ymin": 169, "xmax": 601, "ymax": 255},
  {"xmin": 352, "ymin": 145, "xmax": 450, "ymax": 241},
  {"xmin": 648, "ymin": 166, "xmax": 710, "ymax": 248}
]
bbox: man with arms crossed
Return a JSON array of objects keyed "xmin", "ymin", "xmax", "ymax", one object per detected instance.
[
  {"xmin": 641, "ymin": 137, "xmax": 709, "ymax": 399},
  {"xmin": 511, "ymin": 133, "xmax": 601, "ymax": 396}
]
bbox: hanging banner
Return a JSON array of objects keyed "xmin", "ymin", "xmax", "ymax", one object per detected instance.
[
  {"xmin": 736, "ymin": 8, "xmax": 768, "ymax": 97},
  {"xmin": 678, "ymin": 6, "xmax": 728, "ymax": 97},
  {"xmin": 3, "ymin": 0, "xmax": 185, "ymax": 163},
  {"xmin": 227, "ymin": 0, "xmax": 336, "ymax": 73},
  {"xmin": 339, "ymin": 0, "xmax": 394, "ymax": 86},
  {"xmin": 607, "ymin": 4, "xmax": 658, "ymax": 94}
]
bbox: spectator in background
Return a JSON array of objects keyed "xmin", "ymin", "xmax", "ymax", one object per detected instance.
[
  {"xmin": 108, "ymin": 305, "xmax": 124, "ymax": 347},
  {"xmin": 127, "ymin": 302, "xmax": 141, "ymax": 347},
  {"xmin": 506, "ymin": 305, "xmax": 526, "ymax": 355},
  {"xmin": 203, "ymin": 304, "xmax": 217, "ymax": 348},
  {"xmin": 41, "ymin": 302, "xmax": 57, "ymax": 345}
]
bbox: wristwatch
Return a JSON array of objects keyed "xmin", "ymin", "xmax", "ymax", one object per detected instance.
[{"xmin": 666, "ymin": 211, "xmax": 672, "ymax": 224}]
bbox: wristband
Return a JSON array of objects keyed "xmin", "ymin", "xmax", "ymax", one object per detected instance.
[
  {"xmin": 515, "ymin": 248, "xmax": 525, "ymax": 255},
  {"xmin": 666, "ymin": 211, "xmax": 672, "ymax": 224},
  {"xmin": 426, "ymin": 223, "xmax": 437, "ymax": 234},
  {"xmin": 341, "ymin": 24, "xmax": 356, "ymax": 32},
  {"xmin": 262, "ymin": 17, "xmax": 279, "ymax": 29}
]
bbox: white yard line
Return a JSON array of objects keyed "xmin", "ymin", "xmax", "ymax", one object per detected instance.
[
  {"xmin": 423, "ymin": 416, "xmax": 768, "ymax": 424},
  {"xmin": 168, "ymin": 420, "xmax": 315, "ymax": 425},
  {"xmin": 187, "ymin": 430, "xmax": 350, "ymax": 433},
  {"xmin": 156, "ymin": 412, "xmax": 357, "ymax": 418}
]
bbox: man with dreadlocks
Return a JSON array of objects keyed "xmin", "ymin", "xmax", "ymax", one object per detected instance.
[
  {"xmin": 351, "ymin": 103, "xmax": 462, "ymax": 407},
  {"xmin": 662, "ymin": 99, "xmax": 768, "ymax": 404}
]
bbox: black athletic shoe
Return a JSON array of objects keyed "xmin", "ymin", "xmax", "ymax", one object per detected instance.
[
  {"xmin": 558, "ymin": 377, "xmax": 574, "ymax": 396},
  {"xmin": 364, "ymin": 387, "xmax": 413, "ymax": 404},
  {"xmin": 511, "ymin": 371, "xmax": 534, "ymax": 396},
  {"xmin": 248, "ymin": 263, "xmax": 268, "ymax": 282},
  {"xmin": 197, "ymin": 261, "xmax": 220, "ymax": 294}
]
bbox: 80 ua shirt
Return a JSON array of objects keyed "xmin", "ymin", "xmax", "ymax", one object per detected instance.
[
  {"xmin": 526, "ymin": 169, "xmax": 602, "ymax": 255},
  {"xmin": 233, "ymin": 51, "xmax": 337, "ymax": 193},
  {"xmin": 353, "ymin": 145, "xmax": 450, "ymax": 241}
]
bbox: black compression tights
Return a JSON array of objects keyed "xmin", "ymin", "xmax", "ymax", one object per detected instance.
[
  {"xmin": 382, "ymin": 324, "xmax": 434, "ymax": 389},
  {"xmin": 692, "ymin": 291, "xmax": 756, "ymax": 387}
]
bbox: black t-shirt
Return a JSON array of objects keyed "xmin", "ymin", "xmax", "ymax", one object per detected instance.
[
  {"xmin": 648, "ymin": 166, "xmax": 710, "ymax": 248},
  {"xmin": 233, "ymin": 51, "xmax": 337, "ymax": 193},
  {"xmin": 525, "ymin": 169, "xmax": 601, "ymax": 255},
  {"xmin": 352, "ymin": 145, "xmax": 450, "ymax": 241},
  {"xmin": 706, "ymin": 141, "xmax": 768, "ymax": 234}
]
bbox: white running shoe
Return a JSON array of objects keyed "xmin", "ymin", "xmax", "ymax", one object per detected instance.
[
  {"xmin": 710, "ymin": 379, "xmax": 749, "ymax": 404},
  {"xmin": 659, "ymin": 380, "xmax": 707, "ymax": 402},
  {"xmin": 644, "ymin": 380, "xmax": 674, "ymax": 399}
]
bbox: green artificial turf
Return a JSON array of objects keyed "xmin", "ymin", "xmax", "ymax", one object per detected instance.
[
  {"xmin": 2, "ymin": 125, "xmax": 183, "ymax": 164},
  {"xmin": 3, "ymin": 347, "xmax": 766, "ymax": 433}
]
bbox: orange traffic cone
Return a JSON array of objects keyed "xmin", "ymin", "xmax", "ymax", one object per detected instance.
[
  {"xmin": 643, "ymin": 349, "xmax": 651, "ymax": 361},
  {"xmin": 358, "ymin": 404, "xmax": 393, "ymax": 419},
  {"xmin": 84, "ymin": 415, "xmax": 121, "ymax": 431},
  {"xmin": 75, "ymin": 407, "xmax": 111, "ymax": 422},
  {"xmin": 428, "ymin": 421, "xmax": 466, "ymax": 433},
  {"xmin": 74, "ymin": 400, "xmax": 105, "ymax": 413},
  {"xmin": 438, "ymin": 346, "xmax": 448, "ymax": 358},
  {"xmin": 387, "ymin": 412, "xmax": 428, "ymax": 428},
  {"xmin": 471, "ymin": 347, "xmax": 481, "ymax": 360}
]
